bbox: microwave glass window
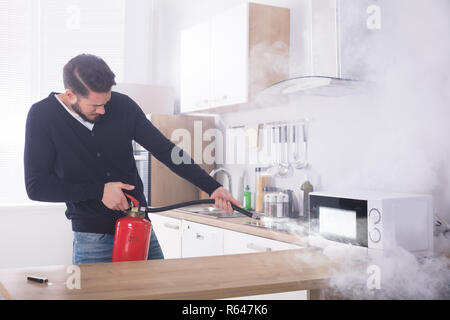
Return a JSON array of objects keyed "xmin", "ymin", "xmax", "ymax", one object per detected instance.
[{"xmin": 319, "ymin": 207, "xmax": 357, "ymax": 239}]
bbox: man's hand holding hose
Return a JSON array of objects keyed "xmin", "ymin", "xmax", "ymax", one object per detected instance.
[{"xmin": 210, "ymin": 186, "xmax": 242, "ymax": 214}]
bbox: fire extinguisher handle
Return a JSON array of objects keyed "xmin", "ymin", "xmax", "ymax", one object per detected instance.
[{"xmin": 124, "ymin": 193, "xmax": 140, "ymax": 208}]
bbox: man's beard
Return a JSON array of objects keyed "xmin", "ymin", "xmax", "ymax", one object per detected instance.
[{"xmin": 71, "ymin": 101, "xmax": 102, "ymax": 124}]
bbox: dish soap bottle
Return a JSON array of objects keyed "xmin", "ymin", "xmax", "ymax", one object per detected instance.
[{"xmin": 243, "ymin": 185, "xmax": 252, "ymax": 210}]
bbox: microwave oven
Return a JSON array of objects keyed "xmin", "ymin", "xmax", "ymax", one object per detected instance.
[{"xmin": 308, "ymin": 191, "xmax": 434, "ymax": 253}]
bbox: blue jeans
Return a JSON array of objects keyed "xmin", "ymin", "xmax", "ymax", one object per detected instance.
[{"xmin": 72, "ymin": 228, "xmax": 164, "ymax": 264}]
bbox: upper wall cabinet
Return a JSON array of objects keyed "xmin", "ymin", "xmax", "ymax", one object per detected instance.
[
  {"xmin": 180, "ymin": 2, "xmax": 290, "ymax": 113},
  {"xmin": 180, "ymin": 20, "xmax": 211, "ymax": 112}
]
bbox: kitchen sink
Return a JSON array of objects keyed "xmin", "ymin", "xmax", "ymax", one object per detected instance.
[{"xmin": 176, "ymin": 205, "xmax": 247, "ymax": 219}]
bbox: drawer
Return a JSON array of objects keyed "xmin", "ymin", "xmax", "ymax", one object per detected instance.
[
  {"xmin": 182, "ymin": 220, "xmax": 224, "ymax": 258},
  {"xmin": 224, "ymin": 229, "xmax": 301, "ymax": 255},
  {"xmin": 148, "ymin": 213, "xmax": 182, "ymax": 259},
  {"xmin": 149, "ymin": 213, "xmax": 182, "ymax": 231}
]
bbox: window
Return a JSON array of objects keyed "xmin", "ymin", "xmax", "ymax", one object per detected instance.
[
  {"xmin": 0, "ymin": 0, "xmax": 126, "ymax": 205},
  {"xmin": 38, "ymin": 0, "xmax": 125, "ymax": 96}
]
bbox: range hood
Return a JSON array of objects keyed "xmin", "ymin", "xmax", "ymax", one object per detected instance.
[
  {"xmin": 262, "ymin": 76, "xmax": 361, "ymax": 97},
  {"xmin": 263, "ymin": 0, "xmax": 376, "ymax": 97}
]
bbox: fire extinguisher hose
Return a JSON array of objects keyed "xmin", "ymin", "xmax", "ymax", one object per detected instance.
[{"xmin": 144, "ymin": 199, "xmax": 258, "ymax": 219}]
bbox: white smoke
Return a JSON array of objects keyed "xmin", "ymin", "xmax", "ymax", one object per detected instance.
[
  {"xmin": 216, "ymin": 0, "xmax": 450, "ymax": 299},
  {"xmin": 321, "ymin": 244, "xmax": 450, "ymax": 300},
  {"xmin": 331, "ymin": 0, "xmax": 450, "ymax": 216},
  {"xmin": 286, "ymin": 216, "xmax": 449, "ymax": 299}
]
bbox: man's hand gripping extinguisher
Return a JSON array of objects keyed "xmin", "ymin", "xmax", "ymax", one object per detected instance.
[{"xmin": 112, "ymin": 194, "xmax": 257, "ymax": 262}]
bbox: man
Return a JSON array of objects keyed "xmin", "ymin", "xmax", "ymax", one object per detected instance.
[{"xmin": 24, "ymin": 54, "xmax": 240, "ymax": 264}]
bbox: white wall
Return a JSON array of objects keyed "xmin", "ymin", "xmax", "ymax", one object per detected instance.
[
  {"xmin": 123, "ymin": 0, "xmax": 154, "ymax": 84},
  {"xmin": 152, "ymin": 0, "xmax": 450, "ymax": 221},
  {"xmin": 114, "ymin": 83, "xmax": 175, "ymax": 114},
  {"xmin": 0, "ymin": 205, "xmax": 73, "ymax": 269}
]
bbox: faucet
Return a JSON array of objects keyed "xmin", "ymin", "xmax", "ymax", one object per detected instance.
[{"xmin": 210, "ymin": 168, "xmax": 232, "ymax": 195}]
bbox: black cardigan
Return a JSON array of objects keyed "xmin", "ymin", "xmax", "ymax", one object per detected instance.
[{"xmin": 24, "ymin": 91, "xmax": 221, "ymax": 234}]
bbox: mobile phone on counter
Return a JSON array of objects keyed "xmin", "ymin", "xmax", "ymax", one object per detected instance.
[{"xmin": 27, "ymin": 276, "xmax": 48, "ymax": 284}]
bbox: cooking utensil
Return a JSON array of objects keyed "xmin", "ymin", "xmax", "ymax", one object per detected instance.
[
  {"xmin": 294, "ymin": 121, "xmax": 309, "ymax": 170},
  {"xmin": 277, "ymin": 125, "xmax": 289, "ymax": 176}
]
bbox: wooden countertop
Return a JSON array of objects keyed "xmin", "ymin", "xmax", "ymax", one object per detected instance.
[
  {"xmin": 0, "ymin": 248, "xmax": 335, "ymax": 300},
  {"xmin": 156, "ymin": 210, "xmax": 309, "ymax": 247}
]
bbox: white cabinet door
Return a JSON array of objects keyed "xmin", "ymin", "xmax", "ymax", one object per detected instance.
[
  {"xmin": 182, "ymin": 220, "xmax": 224, "ymax": 258},
  {"xmin": 223, "ymin": 229, "xmax": 302, "ymax": 255},
  {"xmin": 180, "ymin": 20, "xmax": 211, "ymax": 113},
  {"xmin": 210, "ymin": 3, "xmax": 248, "ymax": 108},
  {"xmin": 148, "ymin": 213, "xmax": 182, "ymax": 259}
]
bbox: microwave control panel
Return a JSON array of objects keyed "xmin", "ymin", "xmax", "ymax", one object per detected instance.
[{"xmin": 368, "ymin": 207, "xmax": 383, "ymax": 249}]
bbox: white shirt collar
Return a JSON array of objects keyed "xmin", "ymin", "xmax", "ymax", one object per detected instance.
[{"xmin": 54, "ymin": 94, "xmax": 95, "ymax": 131}]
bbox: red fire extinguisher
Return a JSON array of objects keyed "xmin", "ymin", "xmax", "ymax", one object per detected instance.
[
  {"xmin": 111, "ymin": 193, "xmax": 256, "ymax": 263},
  {"xmin": 112, "ymin": 194, "xmax": 152, "ymax": 262}
]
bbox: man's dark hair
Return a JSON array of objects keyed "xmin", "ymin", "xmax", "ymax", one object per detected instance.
[{"xmin": 63, "ymin": 54, "xmax": 116, "ymax": 97}]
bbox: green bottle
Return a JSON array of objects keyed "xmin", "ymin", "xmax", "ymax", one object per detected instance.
[{"xmin": 243, "ymin": 185, "xmax": 252, "ymax": 210}]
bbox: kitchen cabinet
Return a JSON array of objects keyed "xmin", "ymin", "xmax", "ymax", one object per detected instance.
[
  {"xmin": 150, "ymin": 211, "xmax": 303, "ymax": 260},
  {"xmin": 180, "ymin": 2, "xmax": 290, "ymax": 113},
  {"xmin": 148, "ymin": 213, "xmax": 182, "ymax": 259},
  {"xmin": 209, "ymin": 3, "xmax": 249, "ymax": 109},
  {"xmin": 181, "ymin": 220, "xmax": 224, "ymax": 258},
  {"xmin": 222, "ymin": 229, "xmax": 307, "ymax": 300},
  {"xmin": 223, "ymin": 229, "xmax": 302, "ymax": 255},
  {"xmin": 180, "ymin": 20, "xmax": 211, "ymax": 112}
]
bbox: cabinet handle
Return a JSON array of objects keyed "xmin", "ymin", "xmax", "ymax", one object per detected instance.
[
  {"xmin": 211, "ymin": 95, "xmax": 228, "ymax": 103},
  {"xmin": 196, "ymin": 233, "xmax": 204, "ymax": 240},
  {"xmin": 163, "ymin": 223, "xmax": 179, "ymax": 230},
  {"xmin": 246, "ymin": 243, "xmax": 272, "ymax": 252},
  {"xmin": 194, "ymin": 99, "xmax": 209, "ymax": 106}
]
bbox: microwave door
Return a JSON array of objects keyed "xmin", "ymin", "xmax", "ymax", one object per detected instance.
[{"xmin": 310, "ymin": 196, "xmax": 368, "ymax": 247}]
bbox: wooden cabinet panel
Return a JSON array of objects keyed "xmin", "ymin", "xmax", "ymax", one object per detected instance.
[
  {"xmin": 248, "ymin": 2, "xmax": 290, "ymax": 100},
  {"xmin": 149, "ymin": 114, "xmax": 216, "ymax": 206}
]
